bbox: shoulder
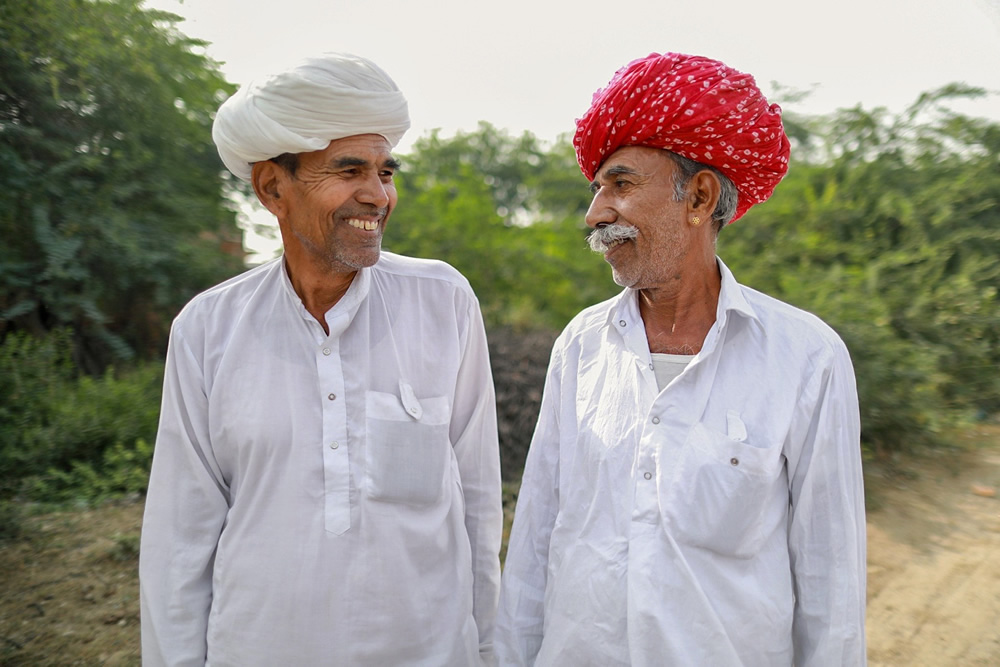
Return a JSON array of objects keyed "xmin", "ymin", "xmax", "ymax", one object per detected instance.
[
  {"xmin": 549, "ymin": 291, "xmax": 623, "ymax": 361},
  {"xmin": 171, "ymin": 259, "xmax": 278, "ymax": 333},
  {"xmin": 739, "ymin": 283, "xmax": 851, "ymax": 362},
  {"xmin": 373, "ymin": 251, "xmax": 477, "ymax": 298}
]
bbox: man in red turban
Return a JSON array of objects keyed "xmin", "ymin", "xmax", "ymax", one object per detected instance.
[{"xmin": 497, "ymin": 53, "xmax": 866, "ymax": 666}]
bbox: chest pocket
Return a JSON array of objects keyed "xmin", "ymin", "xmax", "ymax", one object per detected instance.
[
  {"xmin": 365, "ymin": 389, "xmax": 451, "ymax": 506},
  {"xmin": 659, "ymin": 421, "xmax": 784, "ymax": 558}
]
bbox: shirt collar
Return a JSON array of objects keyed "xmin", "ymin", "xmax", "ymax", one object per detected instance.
[
  {"xmin": 715, "ymin": 257, "xmax": 760, "ymax": 327},
  {"xmin": 277, "ymin": 255, "xmax": 372, "ymax": 327}
]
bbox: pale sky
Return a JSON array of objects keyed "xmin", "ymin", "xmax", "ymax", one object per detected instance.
[{"xmin": 146, "ymin": 0, "xmax": 1000, "ymax": 259}]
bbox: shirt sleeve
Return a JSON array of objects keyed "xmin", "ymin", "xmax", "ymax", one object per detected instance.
[
  {"xmin": 786, "ymin": 339, "xmax": 867, "ymax": 666},
  {"xmin": 139, "ymin": 322, "xmax": 230, "ymax": 666},
  {"xmin": 495, "ymin": 344, "xmax": 563, "ymax": 666},
  {"xmin": 450, "ymin": 298, "xmax": 504, "ymax": 665}
]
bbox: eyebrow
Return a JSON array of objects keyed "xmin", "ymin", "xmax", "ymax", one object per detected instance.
[
  {"xmin": 590, "ymin": 164, "xmax": 638, "ymax": 192},
  {"xmin": 329, "ymin": 156, "xmax": 402, "ymax": 170}
]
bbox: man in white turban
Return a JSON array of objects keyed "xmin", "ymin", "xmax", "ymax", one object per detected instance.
[{"xmin": 139, "ymin": 53, "xmax": 502, "ymax": 666}]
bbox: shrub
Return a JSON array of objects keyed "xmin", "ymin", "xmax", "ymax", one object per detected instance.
[
  {"xmin": 29, "ymin": 439, "xmax": 154, "ymax": 504},
  {"xmin": 0, "ymin": 330, "xmax": 162, "ymax": 501}
]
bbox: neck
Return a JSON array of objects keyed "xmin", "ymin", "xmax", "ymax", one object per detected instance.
[
  {"xmin": 283, "ymin": 255, "xmax": 357, "ymax": 335},
  {"xmin": 639, "ymin": 259, "xmax": 721, "ymax": 355}
]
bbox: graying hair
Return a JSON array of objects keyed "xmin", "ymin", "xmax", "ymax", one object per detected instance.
[{"xmin": 666, "ymin": 152, "xmax": 738, "ymax": 232}]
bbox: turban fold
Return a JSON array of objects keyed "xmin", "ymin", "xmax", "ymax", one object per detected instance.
[
  {"xmin": 574, "ymin": 53, "xmax": 790, "ymax": 223},
  {"xmin": 213, "ymin": 52, "xmax": 410, "ymax": 181}
]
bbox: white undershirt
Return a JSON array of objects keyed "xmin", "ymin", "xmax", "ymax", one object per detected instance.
[{"xmin": 650, "ymin": 352, "xmax": 695, "ymax": 391}]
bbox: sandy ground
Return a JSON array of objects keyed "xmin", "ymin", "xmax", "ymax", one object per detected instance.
[
  {"xmin": 865, "ymin": 426, "xmax": 1000, "ymax": 665},
  {"xmin": 1, "ymin": 427, "xmax": 998, "ymax": 665}
]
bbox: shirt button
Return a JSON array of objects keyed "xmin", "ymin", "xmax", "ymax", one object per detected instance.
[
  {"xmin": 730, "ymin": 458, "xmax": 739, "ymax": 466},
  {"xmin": 408, "ymin": 407, "xmax": 418, "ymax": 415},
  {"xmin": 643, "ymin": 472, "xmax": 652, "ymax": 480},
  {"xmin": 651, "ymin": 416, "xmax": 660, "ymax": 424},
  {"xmin": 327, "ymin": 393, "xmax": 336, "ymax": 400},
  {"xmin": 648, "ymin": 362, "xmax": 654, "ymax": 370},
  {"xmin": 619, "ymin": 320, "xmax": 627, "ymax": 327},
  {"xmin": 322, "ymin": 347, "xmax": 332, "ymax": 356},
  {"xmin": 330, "ymin": 441, "xmax": 339, "ymax": 450}
]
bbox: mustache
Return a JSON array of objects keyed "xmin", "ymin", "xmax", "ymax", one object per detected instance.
[{"xmin": 587, "ymin": 224, "xmax": 638, "ymax": 253}]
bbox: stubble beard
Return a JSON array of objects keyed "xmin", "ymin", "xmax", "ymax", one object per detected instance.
[
  {"xmin": 300, "ymin": 207, "xmax": 388, "ymax": 274},
  {"xmin": 603, "ymin": 231, "xmax": 687, "ymax": 290}
]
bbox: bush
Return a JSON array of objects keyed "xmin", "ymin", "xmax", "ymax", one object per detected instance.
[
  {"xmin": 29, "ymin": 439, "xmax": 154, "ymax": 504},
  {"xmin": 0, "ymin": 330, "xmax": 162, "ymax": 502},
  {"xmin": 0, "ymin": 330, "xmax": 74, "ymax": 493}
]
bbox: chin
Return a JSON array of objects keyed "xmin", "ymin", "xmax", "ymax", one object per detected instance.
[{"xmin": 610, "ymin": 269, "xmax": 636, "ymax": 289}]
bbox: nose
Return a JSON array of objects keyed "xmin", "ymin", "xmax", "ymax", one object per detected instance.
[
  {"xmin": 356, "ymin": 172, "xmax": 391, "ymax": 208},
  {"xmin": 585, "ymin": 190, "xmax": 616, "ymax": 229}
]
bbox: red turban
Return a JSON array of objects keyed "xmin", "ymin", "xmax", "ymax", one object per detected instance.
[{"xmin": 573, "ymin": 53, "xmax": 791, "ymax": 223}]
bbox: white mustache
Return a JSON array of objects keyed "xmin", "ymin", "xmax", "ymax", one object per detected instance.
[{"xmin": 587, "ymin": 224, "xmax": 638, "ymax": 253}]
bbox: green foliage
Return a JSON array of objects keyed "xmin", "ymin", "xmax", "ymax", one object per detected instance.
[
  {"xmin": 0, "ymin": 500, "xmax": 23, "ymax": 542},
  {"xmin": 0, "ymin": 0, "xmax": 245, "ymax": 370},
  {"xmin": 0, "ymin": 330, "xmax": 161, "ymax": 500},
  {"xmin": 387, "ymin": 124, "xmax": 619, "ymax": 329},
  {"xmin": 29, "ymin": 439, "xmax": 154, "ymax": 504},
  {"xmin": 722, "ymin": 87, "xmax": 1000, "ymax": 453},
  {"xmin": 0, "ymin": 329, "xmax": 74, "ymax": 492}
]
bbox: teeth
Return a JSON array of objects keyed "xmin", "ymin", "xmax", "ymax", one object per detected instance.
[{"xmin": 347, "ymin": 218, "xmax": 379, "ymax": 231}]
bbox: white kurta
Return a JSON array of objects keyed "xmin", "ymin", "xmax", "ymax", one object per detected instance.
[
  {"xmin": 140, "ymin": 252, "xmax": 502, "ymax": 666},
  {"xmin": 496, "ymin": 259, "xmax": 866, "ymax": 666}
]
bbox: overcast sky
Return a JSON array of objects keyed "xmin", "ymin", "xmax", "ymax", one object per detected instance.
[{"xmin": 145, "ymin": 0, "xmax": 1000, "ymax": 258}]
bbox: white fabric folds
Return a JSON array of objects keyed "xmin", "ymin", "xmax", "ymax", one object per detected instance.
[{"xmin": 212, "ymin": 52, "xmax": 410, "ymax": 181}]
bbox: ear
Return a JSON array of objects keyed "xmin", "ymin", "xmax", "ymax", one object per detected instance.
[
  {"xmin": 687, "ymin": 170, "xmax": 721, "ymax": 227},
  {"xmin": 251, "ymin": 160, "xmax": 287, "ymax": 217}
]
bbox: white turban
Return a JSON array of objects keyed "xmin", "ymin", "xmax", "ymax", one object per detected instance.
[{"xmin": 212, "ymin": 52, "xmax": 410, "ymax": 181}]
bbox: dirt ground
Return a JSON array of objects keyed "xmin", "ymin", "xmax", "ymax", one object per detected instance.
[
  {"xmin": 865, "ymin": 425, "xmax": 1000, "ymax": 665},
  {"xmin": 1, "ymin": 428, "xmax": 999, "ymax": 666}
]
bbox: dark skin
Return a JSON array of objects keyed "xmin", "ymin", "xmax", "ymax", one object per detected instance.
[
  {"xmin": 585, "ymin": 147, "xmax": 722, "ymax": 355},
  {"xmin": 251, "ymin": 134, "xmax": 400, "ymax": 333}
]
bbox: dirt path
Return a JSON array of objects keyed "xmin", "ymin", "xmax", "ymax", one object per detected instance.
[
  {"xmin": 1, "ymin": 427, "xmax": 999, "ymax": 664},
  {"xmin": 865, "ymin": 426, "xmax": 1000, "ymax": 665}
]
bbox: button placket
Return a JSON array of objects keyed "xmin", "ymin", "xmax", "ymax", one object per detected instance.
[{"xmin": 318, "ymin": 338, "xmax": 350, "ymax": 535}]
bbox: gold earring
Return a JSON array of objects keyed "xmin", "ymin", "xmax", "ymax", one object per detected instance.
[{"xmin": 691, "ymin": 216, "xmax": 702, "ymax": 226}]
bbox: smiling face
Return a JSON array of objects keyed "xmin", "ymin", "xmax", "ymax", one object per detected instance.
[
  {"xmin": 257, "ymin": 134, "xmax": 400, "ymax": 278},
  {"xmin": 585, "ymin": 146, "xmax": 692, "ymax": 290}
]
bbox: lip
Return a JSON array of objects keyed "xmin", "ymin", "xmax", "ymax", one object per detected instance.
[
  {"xmin": 345, "ymin": 217, "xmax": 381, "ymax": 232},
  {"xmin": 604, "ymin": 238, "xmax": 630, "ymax": 260}
]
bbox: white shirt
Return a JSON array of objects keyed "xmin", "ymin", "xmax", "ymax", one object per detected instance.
[
  {"xmin": 140, "ymin": 252, "xmax": 502, "ymax": 666},
  {"xmin": 496, "ymin": 259, "xmax": 866, "ymax": 666}
]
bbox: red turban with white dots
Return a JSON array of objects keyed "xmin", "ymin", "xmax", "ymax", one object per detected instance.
[{"xmin": 573, "ymin": 53, "xmax": 791, "ymax": 223}]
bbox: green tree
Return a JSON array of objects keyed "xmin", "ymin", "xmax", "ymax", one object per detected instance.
[
  {"xmin": 722, "ymin": 87, "xmax": 1000, "ymax": 452},
  {"xmin": 0, "ymin": 0, "xmax": 245, "ymax": 371},
  {"xmin": 387, "ymin": 125, "xmax": 619, "ymax": 330}
]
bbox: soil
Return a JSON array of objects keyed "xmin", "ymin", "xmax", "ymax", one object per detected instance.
[
  {"xmin": 1, "ymin": 427, "xmax": 999, "ymax": 666},
  {"xmin": 865, "ymin": 425, "xmax": 1000, "ymax": 665}
]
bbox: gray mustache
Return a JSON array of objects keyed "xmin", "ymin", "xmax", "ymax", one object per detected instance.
[{"xmin": 587, "ymin": 225, "xmax": 638, "ymax": 252}]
